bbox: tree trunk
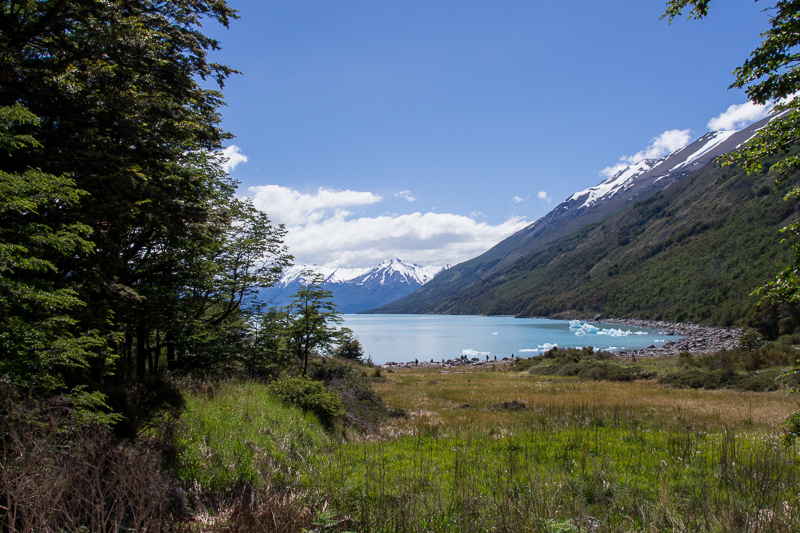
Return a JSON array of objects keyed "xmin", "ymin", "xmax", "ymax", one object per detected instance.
[{"xmin": 136, "ymin": 322, "xmax": 147, "ymax": 381}]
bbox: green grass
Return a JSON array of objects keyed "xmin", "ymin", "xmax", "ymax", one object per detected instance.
[
  {"xmin": 171, "ymin": 381, "xmax": 330, "ymax": 494},
  {"xmin": 171, "ymin": 367, "xmax": 800, "ymax": 531},
  {"xmin": 305, "ymin": 426, "xmax": 800, "ymax": 532}
]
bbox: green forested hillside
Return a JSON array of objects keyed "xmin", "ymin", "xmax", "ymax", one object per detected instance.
[{"xmin": 375, "ymin": 159, "xmax": 798, "ymax": 327}]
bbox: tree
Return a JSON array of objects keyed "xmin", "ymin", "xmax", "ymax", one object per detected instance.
[
  {"xmin": 0, "ymin": 1, "xmax": 292, "ymax": 429},
  {"xmin": 0, "ymin": 104, "xmax": 104, "ymax": 393},
  {"xmin": 333, "ymin": 328, "xmax": 365, "ymax": 362},
  {"xmin": 285, "ymin": 273, "xmax": 344, "ymax": 375}
]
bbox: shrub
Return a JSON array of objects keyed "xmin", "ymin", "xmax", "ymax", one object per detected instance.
[
  {"xmin": 0, "ymin": 389, "xmax": 178, "ymax": 532},
  {"xmin": 658, "ymin": 367, "xmax": 794, "ymax": 392},
  {"xmin": 529, "ymin": 360, "xmax": 654, "ymax": 382},
  {"xmin": 307, "ymin": 357, "xmax": 389, "ymax": 431},
  {"xmin": 268, "ymin": 374, "xmax": 344, "ymax": 426}
]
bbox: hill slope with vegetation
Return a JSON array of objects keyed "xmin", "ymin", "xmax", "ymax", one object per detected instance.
[{"xmin": 375, "ymin": 155, "xmax": 799, "ymax": 328}]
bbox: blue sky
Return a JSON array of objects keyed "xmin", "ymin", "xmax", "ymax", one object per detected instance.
[{"xmin": 210, "ymin": 0, "xmax": 772, "ymax": 269}]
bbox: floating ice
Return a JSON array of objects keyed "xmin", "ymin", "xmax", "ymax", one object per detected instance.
[
  {"xmin": 519, "ymin": 348, "xmax": 539, "ymax": 353},
  {"xmin": 572, "ymin": 322, "xmax": 648, "ymax": 338},
  {"xmin": 538, "ymin": 343, "xmax": 558, "ymax": 351}
]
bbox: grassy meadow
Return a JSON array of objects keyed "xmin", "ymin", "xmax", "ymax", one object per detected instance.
[{"xmin": 172, "ymin": 358, "xmax": 800, "ymax": 532}]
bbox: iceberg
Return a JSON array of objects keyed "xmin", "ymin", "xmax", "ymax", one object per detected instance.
[
  {"xmin": 571, "ymin": 322, "xmax": 652, "ymax": 338},
  {"xmin": 573, "ymin": 322, "xmax": 600, "ymax": 335}
]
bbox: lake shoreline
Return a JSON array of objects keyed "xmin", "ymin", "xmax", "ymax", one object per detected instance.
[{"xmin": 378, "ymin": 317, "xmax": 744, "ymax": 369}]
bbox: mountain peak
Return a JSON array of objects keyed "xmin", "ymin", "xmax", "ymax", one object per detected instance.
[{"xmin": 263, "ymin": 259, "xmax": 449, "ymax": 313}]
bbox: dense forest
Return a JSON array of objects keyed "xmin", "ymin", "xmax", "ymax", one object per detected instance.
[{"xmin": 0, "ymin": 1, "xmax": 369, "ymax": 434}]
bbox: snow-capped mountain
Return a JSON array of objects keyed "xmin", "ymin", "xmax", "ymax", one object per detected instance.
[
  {"xmin": 567, "ymin": 129, "xmax": 747, "ymax": 210},
  {"xmin": 372, "ymin": 111, "xmax": 787, "ymax": 316},
  {"xmin": 261, "ymin": 259, "xmax": 448, "ymax": 313},
  {"xmin": 488, "ymin": 113, "xmax": 779, "ymax": 262}
]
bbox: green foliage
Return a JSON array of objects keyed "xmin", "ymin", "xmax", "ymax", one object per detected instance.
[
  {"xmin": 172, "ymin": 381, "xmax": 330, "ymax": 494},
  {"xmin": 285, "ymin": 272, "xmax": 344, "ymax": 375},
  {"xmin": 268, "ymin": 374, "xmax": 344, "ymax": 427},
  {"xmin": 332, "ymin": 328, "xmax": 365, "ymax": 361},
  {"xmin": 0, "ymin": 104, "xmax": 106, "ymax": 399}
]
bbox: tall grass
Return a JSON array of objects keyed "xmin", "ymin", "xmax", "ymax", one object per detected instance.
[
  {"xmin": 172, "ymin": 368, "xmax": 800, "ymax": 532},
  {"xmin": 306, "ymin": 425, "xmax": 799, "ymax": 532},
  {"xmin": 172, "ymin": 381, "xmax": 330, "ymax": 494}
]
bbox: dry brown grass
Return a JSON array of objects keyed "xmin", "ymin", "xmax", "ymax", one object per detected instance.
[{"xmin": 375, "ymin": 364, "xmax": 798, "ymax": 436}]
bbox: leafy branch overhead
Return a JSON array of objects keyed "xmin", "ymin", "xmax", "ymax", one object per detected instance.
[{"xmin": 665, "ymin": 1, "xmax": 800, "ymax": 180}]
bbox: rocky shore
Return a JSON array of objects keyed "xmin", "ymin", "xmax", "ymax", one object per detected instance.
[
  {"xmin": 601, "ymin": 318, "xmax": 743, "ymax": 358},
  {"xmin": 380, "ymin": 318, "xmax": 744, "ymax": 371}
]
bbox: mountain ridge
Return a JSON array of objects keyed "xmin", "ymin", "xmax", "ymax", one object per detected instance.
[
  {"xmin": 261, "ymin": 259, "xmax": 448, "ymax": 313},
  {"xmin": 367, "ymin": 114, "xmax": 798, "ymax": 327}
]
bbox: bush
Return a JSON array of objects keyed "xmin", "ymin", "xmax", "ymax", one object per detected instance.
[
  {"xmin": 0, "ymin": 388, "xmax": 179, "ymax": 531},
  {"xmin": 529, "ymin": 360, "xmax": 654, "ymax": 382},
  {"xmin": 658, "ymin": 367, "xmax": 795, "ymax": 392},
  {"xmin": 307, "ymin": 357, "xmax": 389, "ymax": 431},
  {"xmin": 268, "ymin": 374, "xmax": 344, "ymax": 426}
]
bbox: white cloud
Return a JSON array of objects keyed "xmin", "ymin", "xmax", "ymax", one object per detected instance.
[
  {"xmin": 394, "ymin": 190, "xmax": 417, "ymax": 202},
  {"xmin": 249, "ymin": 185, "xmax": 529, "ymax": 268},
  {"xmin": 600, "ymin": 162, "xmax": 629, "ymax": 178},
  {"xmin": 601, "ymin": 129, "xmax": 692, "ymax": 177},
  {"xmin": 221, "ymin": 145, "xmax": 248, "ymax": 174},
  {"xmin": 537, "ymin": 191, "xmax": 551, "ymax": 203},
  {"xmin": 707, "ymin": 101, "xmax": 775, "ymax": 131},
  {"xmin": 623, "ymin": 129, "xmax": 692, "ymax": 164},
  {"xmin": 513, "ymin": 195, "xmax": 524, "ymax": 203},
  {"xmin": 249, "ymin": 185, "xmax": 382, "ymax": 226}
]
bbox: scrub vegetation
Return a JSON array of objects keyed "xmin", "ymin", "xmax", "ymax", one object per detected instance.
[
  {"xmin": 5, "ymin": 1, "xmax": 800, "ymax": 531},
  {"xmin": 160, "ymin": 353, "xmax": 800, "ymax": 532}
]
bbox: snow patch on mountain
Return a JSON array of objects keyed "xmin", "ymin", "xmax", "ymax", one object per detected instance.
[
  {"xmin": 669, "ymin": 130, "xmax": 737, "ymax": 172},
  {"xmin": 565, "ymin": 112, "xmax": 780, "ymax": 215},
  {"xmin": 569, "ymin": 159, "xmax": 657, "ymax": 208},
  {"xmin": 277, "ymin": 259, "xmax": 446, "ymax": 288}
]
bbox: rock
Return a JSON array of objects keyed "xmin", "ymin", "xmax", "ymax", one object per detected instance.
[{"xmin": 490, "ymin": 400, "xmax": 526, "ymax": 411}]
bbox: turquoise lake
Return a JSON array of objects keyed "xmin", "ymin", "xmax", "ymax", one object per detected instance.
[{"xmin": 342, "ymin": 314, "xmax": 675, "ymax": 365}]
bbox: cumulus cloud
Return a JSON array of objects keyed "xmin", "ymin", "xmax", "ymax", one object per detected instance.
[
  {"xmin": 394, "ymin": 190, "xmax": 417, "ymax": 202},
  {"xmin": 250, "ymin": 185, "xmax": 382, "ymax": 226},
  {"xmin": 600, "ymin": 129, "xmax": 692, "ymax": 177},
  {"xmin": 221, "ymin": 145, "xmax": 248, "ymax": 174},
  {"xmin": 513, "ymin": 195, "xmax": 525, "ymax": 203},
  {"xmin": 622, "ymin": 129, "xmax": 693, "ymax": 164},
  {"xmin": 599, "ymin": 162, "xmax": 629, "ymax": 178},
  {"xmin": 249, "ymin": 185, "xmax": 529, "ymax": 268},
  {"xmin": 707, "ymin": 101, "xmax": 775, "ymax": 131},
  {"xmin": 537, "ymin": 191, "xmax": 552, "ymax": 203}
]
